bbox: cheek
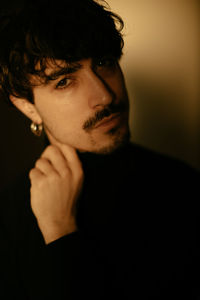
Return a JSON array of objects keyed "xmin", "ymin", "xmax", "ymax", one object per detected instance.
[
  {"xmin": 34, "ymin": 91, "xmax": 86, "ymax": 132},
  {"xmin": 34, "ymin": 88, "xmax": 69, "ymax": 118}
]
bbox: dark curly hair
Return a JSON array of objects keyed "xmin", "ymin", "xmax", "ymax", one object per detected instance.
[{"xmin": 0, "ymin": 0, "xmax": 124, "ymax": 106}]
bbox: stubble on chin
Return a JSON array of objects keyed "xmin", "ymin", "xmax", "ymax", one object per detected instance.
[{"xmin": 91, "ymin": 124, "xmax": 131, "ymax": 155}]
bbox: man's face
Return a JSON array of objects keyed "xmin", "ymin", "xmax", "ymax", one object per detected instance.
[{"xmin": 32, "ymin": 58, "xmax": 130, "ymax": 154}]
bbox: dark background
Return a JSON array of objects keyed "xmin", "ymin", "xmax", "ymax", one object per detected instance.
[{"xmin": 0, "ymin": 0, "xmax": 44, "ymax": 191}]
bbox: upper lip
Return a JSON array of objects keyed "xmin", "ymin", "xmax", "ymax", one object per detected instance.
[{"xmin": 94, "ymin": 113, "xmax": 121, "ymax": 128}]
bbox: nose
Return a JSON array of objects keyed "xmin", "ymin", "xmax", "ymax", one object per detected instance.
[{"xmin": 85, "ymin": 69, "xmax": 115, "ymax": 109}]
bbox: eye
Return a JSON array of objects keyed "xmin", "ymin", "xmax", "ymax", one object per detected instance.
[{"xmin": 55, "ymin": 77, "xmax": 72, "ymax": 90}]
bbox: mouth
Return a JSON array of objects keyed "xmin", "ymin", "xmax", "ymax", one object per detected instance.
[{"xmin": 94, "ymin": 112, "xmax": 122, "ymax": 129}]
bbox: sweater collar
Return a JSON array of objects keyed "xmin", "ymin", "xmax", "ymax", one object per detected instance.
[{"xmin": 43, "ymin": 133, "xmax": 132, "ymax": 171}]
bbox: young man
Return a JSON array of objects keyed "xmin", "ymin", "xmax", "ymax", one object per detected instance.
[{"xmin": 0, "ymin": 0, "xmax": 199, "ymax": 299}]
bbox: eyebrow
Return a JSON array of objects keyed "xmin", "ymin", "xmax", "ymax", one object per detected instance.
[{"xmin": 43, "ymin": 63, "xmax": 82, "ymax": 85}]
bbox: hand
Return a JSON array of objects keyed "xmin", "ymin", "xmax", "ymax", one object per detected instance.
[{"xmin": 29, "ymin": 142, "xmax": 84, "ymax": 244}]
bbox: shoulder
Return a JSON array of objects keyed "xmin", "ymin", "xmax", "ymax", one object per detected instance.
[
  {"xmin": 120, "ymin": 142, "xmax": 199, "ymax": 218},
  {"xmin": 118, "ymin": 143, "xmax": 199, "ymax": 248},
  {"xmin": 125, "ymin": 141, "xmax": 199, "ymax": 179}
]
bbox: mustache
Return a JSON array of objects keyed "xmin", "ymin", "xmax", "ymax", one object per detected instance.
[{"xmin": 83, "ymin": 101, "xmax": 128, "ymax": 131}]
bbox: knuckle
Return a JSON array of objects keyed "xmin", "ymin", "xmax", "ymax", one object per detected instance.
[
  {"xmin": 61, "ymin": 167, "xmax": 70, "ymax": 178},
  {"xmin": 28, "ymin": 169, "xmax": 33, "ymax": 178},
  {"xmin": 35, "ymin": 159, "xmax": 41, "ymax": 168},
  {"xmin": 35, "ymin": 157, "xmax": 47, "ymax": 167},
  {"xmin": 29, "ymin": 168, "xmax": 40, "ymax": 184},
  {"xmin": 78, "ymin": 164, "xmax": 84, "ymax": 176},
  {"xmin": 29, "ymin": 168, "xmax": 35, "ymax": 176},
  {"xmin": 39, "ymin": 157, "xmax": 47, "ymax": 162},
  {"xmin": 48, "ymin": 170, "xmax": 59, "ymax": 180},
  {"xmin": 48, "ymin": 145, "xmax": 59, "ymax": 155},
  {"xmin": 42, "ymin": 145, "xmax": 59, "ymax": 157},
  {"xmin": 75, "ymin": 167, "xmax": 84, "ymax": 182},
  {"xmin": 78, "ymin": 161, "xmax": 84, "ymax": 172},
  {"xmin": 46, "ymin": 145, "xmax": 54, "ymax": 151},
  {"xmin": 79, "ymin": 168, "xmax": 84, "ymax": 179}
]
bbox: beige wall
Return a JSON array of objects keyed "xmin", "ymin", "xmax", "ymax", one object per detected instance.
[{"xmin": 106, "ymin": 0, "xmax": 200, "ymax": 170}]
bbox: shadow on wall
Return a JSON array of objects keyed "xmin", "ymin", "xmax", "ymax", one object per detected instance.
[{"xmin": 128, "ymin": 71, "xmax": 199, "ymax": 169}]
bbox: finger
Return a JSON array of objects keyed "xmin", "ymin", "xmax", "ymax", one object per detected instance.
[
  {"xmin": 35, "ymin": 157, "xmax": 58, "ymax": 176},
  {"xmin": 41, "ymin": 145, "xmax": 71, "ymax": 176},
  {"xmin": 45, "ymin": 132, "xmax": 82, "ymax": 171},
  {"xmin": 29, "ymin": 168, "xmax": 45, "ymax": 181},
  {"xmin": 52, "ymin": 140, "xmax": 83, "ymax": 172}
]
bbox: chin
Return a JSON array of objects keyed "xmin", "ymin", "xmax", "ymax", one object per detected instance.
[{"xmin": 83, "ymin": 127, "xmax": 131, "ymax": 155}]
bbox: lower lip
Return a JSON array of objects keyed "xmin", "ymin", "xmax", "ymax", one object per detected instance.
[{"xmin": 95, "ymin": 113, "xmax": 122, "ymax": 130}]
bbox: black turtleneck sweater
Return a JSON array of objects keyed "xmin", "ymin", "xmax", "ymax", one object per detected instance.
[{"xmin": 0, "ymin": 141, "xmax": 199, "ymax": 299}]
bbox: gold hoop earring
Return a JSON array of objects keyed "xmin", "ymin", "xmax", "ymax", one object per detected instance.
[{"xmin": 30, "ymin": 122, "xmax": 43, "ymax": 137}]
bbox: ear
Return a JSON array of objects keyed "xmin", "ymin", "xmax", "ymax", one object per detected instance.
[{"xmin": 10, "ymin": 95, "xmax": 42, "ymax": 124}]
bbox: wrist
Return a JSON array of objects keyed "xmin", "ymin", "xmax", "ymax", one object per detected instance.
[{"xmin": 37, "ymin": 218, "xmax": 78, "ymax": 244}]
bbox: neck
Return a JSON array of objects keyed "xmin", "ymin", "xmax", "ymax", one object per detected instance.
[{"xmin": 43, "ymin": 132, "xmax": 131, "ymax": 168}]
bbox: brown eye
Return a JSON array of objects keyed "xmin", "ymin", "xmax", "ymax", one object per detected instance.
[{"xmin": 56, "ymin": 77, "xmax": 71, "ymax": 89}]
